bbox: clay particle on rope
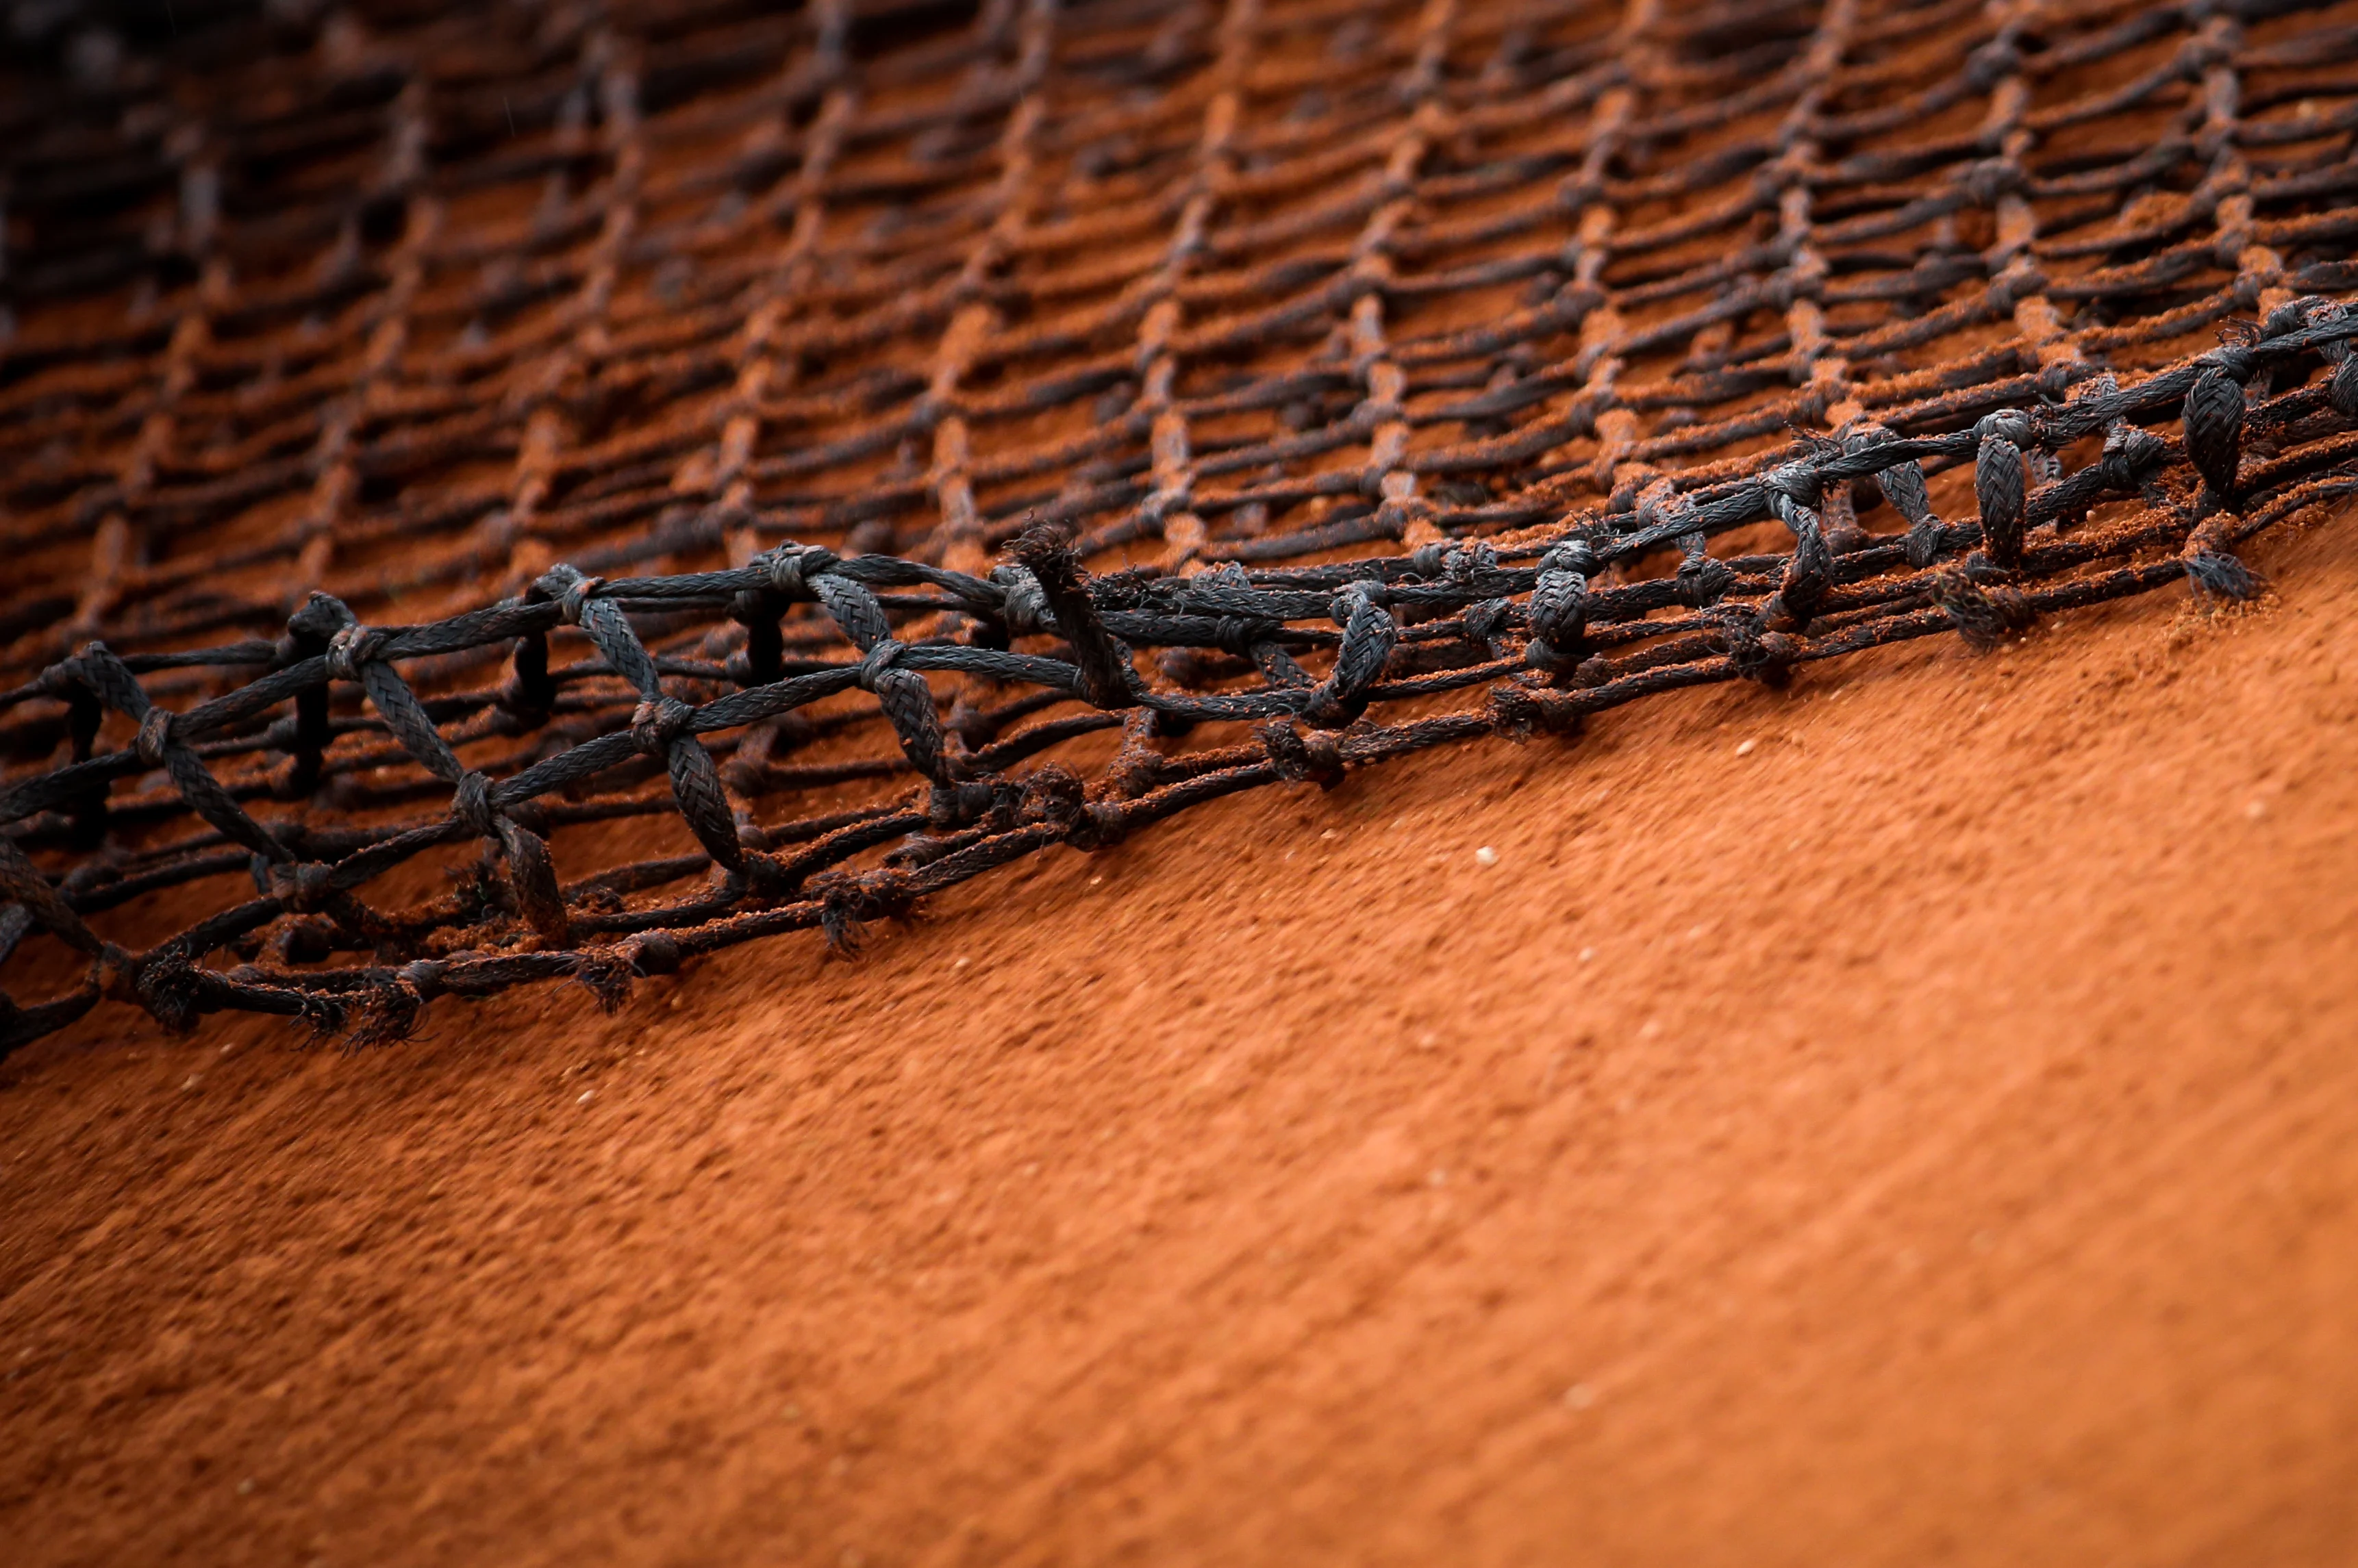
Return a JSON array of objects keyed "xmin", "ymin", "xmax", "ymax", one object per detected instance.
[
  {"xmin": 1475, "ymin": 846, "xmax": 1499, "ymax": 867},
  {"xmin": 1736, "ymin": 740, "xmax": 1758, "ymax": 757}
]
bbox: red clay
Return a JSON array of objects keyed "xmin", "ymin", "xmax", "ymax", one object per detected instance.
[{"xmin": 2, "ymin": 511, "xmax": 2354, "ymax": 1566}]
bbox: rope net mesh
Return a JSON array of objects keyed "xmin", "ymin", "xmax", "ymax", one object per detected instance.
[{"xmin": 5, "ymin": 0, "xmax": 2358, "ymax": 1048}]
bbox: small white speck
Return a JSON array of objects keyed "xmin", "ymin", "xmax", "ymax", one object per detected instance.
[
  {"xmin": 951, "ymin": 956, "xmax": 969, "ymax": 970},
  {"xmin": 1474, "ymin": 845, "xmax": 1499, "ymax": 866},
  {"xmin": 1735, "ymin": 739, "xmax": 1757, "ymax": 756},
  {"xmin": 1088, "ymin": 874, "xmax": 1104, "ymax": 887},
  {"xmin": 181, "ymin": 1074, "xmax": 202, "ymax": 1092},
  {"xmin": 2245, "ymin": 799, "xmax": 2267, "ymax": 820},
  {"xmin": 1563, "ymin": 1382, "xmax": 1596, "ymax": 1410},
  {"xmin": 1577, "ymin": 947, "xmax": 1595, "ymax": 963},
  {"xmin": 1320, "ymin": 829, "xmax": 1337, "ymax": 839},
  {"xmin": 577, "ymin": 1089, "xmax": 594, "ymax": 1104}
]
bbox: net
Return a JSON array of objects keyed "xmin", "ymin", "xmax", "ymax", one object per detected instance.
[{"xmin": 5, "ymin": 0, "xmax": 2358, "ymax": 1050}]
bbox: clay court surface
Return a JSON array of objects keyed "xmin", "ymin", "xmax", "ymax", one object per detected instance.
[
  {"xmin": 0, "ymin": 512, "xmax": 2351, "ymax": 1565},
  {"xmin": 10, "ymin": 0, "xmax": 2358, "ymax": 1560}
]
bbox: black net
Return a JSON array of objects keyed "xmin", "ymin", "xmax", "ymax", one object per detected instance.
[{"xmin": 5, "ymin": 0, "xmax": 2358, "ymax": 1049}]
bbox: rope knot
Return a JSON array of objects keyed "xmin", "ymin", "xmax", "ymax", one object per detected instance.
[
  {"xmin": 1634, "ymin": 479, "xmax": 1693, "ymax": 533},
  {"xmin": 397, "ymin": 959, "xmax": 449, "ymax": 998},
  {"xmin": 2300, "ymin": 301, "xmax": 2358, "ymax": 415},
  {"xmin": 1974, "ymin": 418, "xmax": 2031, "ymax": 566},
  {"xmin": 629, "ymin": 930, "xmax": 683, "ymax": 975},
  {"xmin": 134, "ymin": 706, "xmax": 175, "ymax": 768},
  {"xmin": 2183, "ymin": 518, "xmax": 2260, "ymax": 602},
  {"xmin": 1326, "ymin": 579, "xmax": 1389, "ymax": 622},
  {"xmin": 1462, "ymin": 598, "xmax": 1512, "ymax": 649},
  {"xmin": 1303, "ymin": 584, "xmax": 1396, "ymax": 727},
  {"xmin": 266, "ymin": 859, "xmax": 339, "ymax": 913},
  {"xmin": 2183, "ymin": 366, "xmax": 2247, "ymax": 501},
  {"xmin": 133, "ymin": 948, "xmax": 208, "ymax": 1035},
  {"xmin": 2098, "ymin": 422, "xmax": 2167, "ymax": 493},
  {"xmin": 452, "ymin": 769, "xmax": 502, "ymax": 839},
  {"xmin": 535, "ymin": 566, "xmax": 606, "ymax": 624},
  {"xmin": 855, "ymin": 639, "xmax": 910, "ymax": 692},
  {"xmin": 1973, "ymin": 408, "xmax": 2038, "ymax": 449},
  {"xmin": 347, "ymin": 968, "xmax": 431, "ymax": 1047},
  {"xmin": 629, "ymin": 695, "xmax": 697, "ymax": 755},
  {"xmin": 987, "ymin": 564, "xmax": 1055, "ymax": 636},
  {"xmin": 1762, "ymin": 462, "xmax": 1822, "ymax": 509},
  {"xmin": 2303, "ymin": 298, "xmax": 2351, "ymax": 353},
  {"xmin": 2207, "ymin": 344, "xmax": 2258, "ymax": 385},
  {"xmin": 1207, "ymin": 615, "xmax": 1262, "ymax": 656},
  {"xmin": 1958, "ymin": 155, "xmax": 2022, "ymax": 207},
  {"xmin": 1676, "ymin": 554, "xmax": 1734, "ymax": 609},
  {"xmin": 1488, "ymin": 683, "xmax": 1579, "ymax": 741},
  {"xmin": 1841, "ymin": 419, "xmax": 1896, "ymax": 455},
  {"xmin": 325, "ymin": 622, "xmax": 389, "ymax": 682},
  {"xmin": 1540, "ymin": 538, "xmax": 1599, "ymax": 576},
  {"xmin": 1526, "ymin": 544, "xmax": 1594, "ymax": 674},
  {"xmin": 1442, "ymin": 541, "xmax": 1499, "ymax": 587},
  {"xmin": 1709, "ymin": 608, "xmax": 1794, "ymax": 687},
  {"xmin": 1927, "ymin": 568, "xmax": 2033, "ymax": 652},
  {"xmin": 1963, "ymin": 37, "xmax": 2020, "ymax": 90},
  {"xmin": 285, "ymin": 590, "xmax": 352, "ymax": 642},
  {"xmin": 1064, "ymin": 800, "xmax": 1131, "ymax": 851},
  {"xmin": 1257, "ymin": 719, "xmax": 1346, "ymax": 788},
  {"xmin": 762, "ymin": 544, "xmax": 838, "ymax": 600}
]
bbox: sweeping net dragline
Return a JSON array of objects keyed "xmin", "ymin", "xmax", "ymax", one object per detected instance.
[{"xmin": 4, "ymin": 0, "xmax": 2358, "ymax": 1049}]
